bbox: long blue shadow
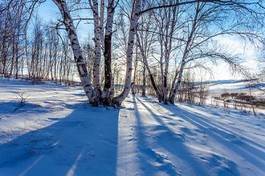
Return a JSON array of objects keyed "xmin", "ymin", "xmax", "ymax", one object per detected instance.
[
  {"xmin": 0, "ymin": 103, "xmax": 119, "ymax": 176},
  {"xmin": 159, "ymin": 102, "xmax": 264, "ymax": 174},
  {"xmin": 134, "ymin": 97, "xmax": 213, "ymax": 176}
]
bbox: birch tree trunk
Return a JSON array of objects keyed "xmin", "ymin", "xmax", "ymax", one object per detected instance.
[
  {"xmin": 132, "ymin": 47, "xmax": 138, "ymax": 95},
  {"xmin": 89, "ymin": 0, "xmax": 104, "ymax": 105},
  {"xmin": 113, "ymin": 0, "xmax": 142, "ymax": 105},
  {"xmin": 102, "ymin": 0, "xmax": 116, "ymax": 105},
  {"xmin": 142, "ymin": 64, "xmax": 146, "ymax": 97},
  {"xmin": 52, "ymin": 0, "xmax": 94, "ymax": 101}
]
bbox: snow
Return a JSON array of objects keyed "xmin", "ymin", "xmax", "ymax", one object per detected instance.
[
  {"xmin": 0, "ymin": 78, "xmax": 264, "ymax": 176},
  {"xmin": 206, "ymin": 79, "xmax": 265, "ymax": 95}
]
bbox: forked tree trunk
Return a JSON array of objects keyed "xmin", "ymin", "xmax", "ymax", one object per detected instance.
[
  {"xmin": 112, "ymin": 0, "xmax": 142, "ymax": 106},
  {"xmin": 53, "ymin": 0, "xmax": 94, "ymax": 102}
]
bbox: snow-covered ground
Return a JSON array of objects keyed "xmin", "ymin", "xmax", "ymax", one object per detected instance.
[{"xmin": 0, "ymin": 78, "xmax": 264, "ymax": 176}]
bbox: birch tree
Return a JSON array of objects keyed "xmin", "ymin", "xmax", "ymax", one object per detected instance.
[
  {"xmin": 112, "ymin": 0, "xmax": 142, "ymax": 105},
  {"xmin": 89, "ymin": 0, "xmax": 104, "ymax": 104},
  {"xmin": 102, "ymin": 0, "xmax": 117, "ymax": 105},
  {"xmin": 154, "ymin": 0, "xmax": 179, "ymax": 104},
  {"xmin": 168, "ymin": 1, "xmax": 264, "ymax": 103},
  {"xmin": 53, "ymin": 0, "xmax": 95, "ymax": 103},
  {"xmin": 48, "ymin": 0, "xmax": 265, "ymax": 106}
]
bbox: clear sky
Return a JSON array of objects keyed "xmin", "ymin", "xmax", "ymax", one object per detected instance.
[
  {"xmin": 37, "ymin": 0, "xmax": 261, "ymax": 81},
  {"xmin": 212, "ymin": 36, "xmax": 260, "ymax": 80},
  {"xmin": 36, "ymin": 1, "xmax": 92, "ymax": 42}
]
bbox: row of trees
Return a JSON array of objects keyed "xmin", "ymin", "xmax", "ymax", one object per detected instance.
[
  {"xmin": 0, "ymin": 13, "xmax": 77, "ymax": 84},
  {"xmin": 1, "ymin": 0, "xmax": 264, "ymax": 106},
  {"xmin": 0, "ymin": 0, "xmax": 33, "ymax": 78}
]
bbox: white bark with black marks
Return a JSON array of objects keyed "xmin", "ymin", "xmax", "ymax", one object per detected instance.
[
  {"xmin": 113, "ymin": 0, "xmax": 142, "ymax": 105},
  {"xmin": 102, "ymin": 0, "xmax": 116, "ymax": 105},
  {"xmin": 89, "ymin": 0, "xmax": 103, "ymax": 104},
  {"xmin": 53, "ymin": 0, "xmax": 94, "ymax": 101}
]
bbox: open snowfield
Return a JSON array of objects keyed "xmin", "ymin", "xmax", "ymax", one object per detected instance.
[{"xmin": 0, "ymin": 78, "xmax": 264, "ymax": 176}]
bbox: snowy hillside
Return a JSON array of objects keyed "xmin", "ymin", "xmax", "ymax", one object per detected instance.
[
  {"xmin": 0, "ymin": 79, "xmax": 264, "ymax": 176},
  {"xmin": 206, "ymin": 79, "xmax": 265, "ymax": 95}
]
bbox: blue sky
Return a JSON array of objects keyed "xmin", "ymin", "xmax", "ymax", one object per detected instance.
[{"xmin": 37, "ymin": 0, "xmax": 93, "ymax": 42}]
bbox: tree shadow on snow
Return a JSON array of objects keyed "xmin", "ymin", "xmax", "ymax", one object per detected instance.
[
  {"xmin": 159, "ymin": 106, "xmax": 265, "ymax": 174},
  {"xmin": 0, "ymin": 103, "xmax": 120, "ymax": 176},
  {"xmin": 134, "ymin": 97, "xmax": 242, "ymax": 176},
  {"xmin": 159, "ymin": 102, "xmax": 265, "ymax": 175},
  {"xmin": 133, "ymin": 97, "xmax": 209, "ymax": 176}
]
